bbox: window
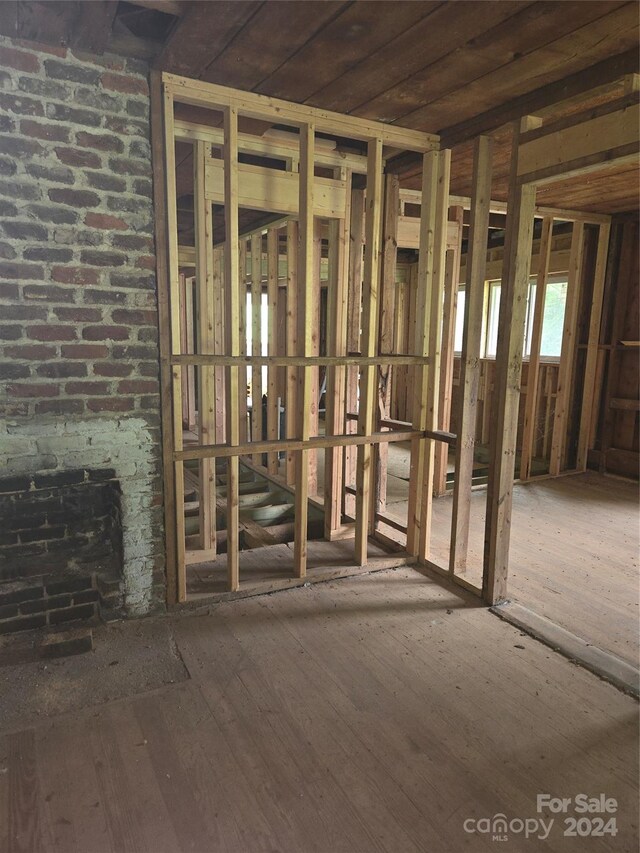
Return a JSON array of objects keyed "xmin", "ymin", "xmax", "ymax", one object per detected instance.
[
  {"xmin": 454, "ymin": 288, "xmax": 466, "ymax": 353},
  {"xmin": 456, "ymin": 275, "xmax": 568, "ymax": 360}
]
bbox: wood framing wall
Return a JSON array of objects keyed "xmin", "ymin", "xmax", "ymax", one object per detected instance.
[
  {"xmin": 153, "ymin": 72, "xmax": 638, "ymax": 611},
  {"xmin": 153, "ymin": 73, "xmax": 453, "ymax": 606}
]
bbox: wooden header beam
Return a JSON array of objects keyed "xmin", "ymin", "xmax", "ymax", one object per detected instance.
[
  {"xmin": 163, "ymin": 73, "xmax": 439, "ymax": 152},
  {"xmin": 517, "ymin": 96, "xmax": 639, "ymax": 185}
]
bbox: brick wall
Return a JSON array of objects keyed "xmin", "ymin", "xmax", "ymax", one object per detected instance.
[{"xmin": 0, "ymin": 35, "xmax": 165, "ymax": 615}]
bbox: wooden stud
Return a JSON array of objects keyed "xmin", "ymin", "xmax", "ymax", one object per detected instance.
[
  {"xmin": 212, "ymin": 246, "xmax": 226, "ymax": 443},
  {"xmin": 450, "ymin": 137, "xmax": 492, "ymax": 574},
  {"xmin": 250, "ymin": 232, "xmax": 263, "ymax": 464},
  {"xmin": 238, "ymin": 240, "xmax": 248, "ymax": 445},
  {"xmin": 549, "ymin": 222, "xmax": 585, "ymax": 476},
  {"xmin": 293, "ymin": 123, "xmax": 315, "ymax": 578},
  {"xmin": 344, "ymin": 187, "xmax": 365, "ymax": 519},
  {"xmin": 161, "ymin": 83, "xmax": 187, "ymax": 603},
  {"xmin": 355, "ymin": 137, "xmax": 384, "ymax": 566},
  {"xmin": 266, "ymin": 227, "xmax": 280, "ymax": 474},
  {"xmin": 285, "ymin": 220, "xmax": 298, "ymax": 485},
  {"xmin": 223, "ymin": 105, "xmax": 240, "ymax": 593},
  {"xmin": 324, "ymin": 176, "xmax": 351, "ymax": 539},
  {"xmin": 307, "ymin": 218, "xmax": 322, "ymax": 497},
  {"xmin": 483, "ymin": 120, "xmax": 536, "ymax": 605},
  {"xmin": 194, "ymin": 140, "xmax": 216, "ymax": 554},
  {"xmin": 576, "ymin": 222, "xmax": 611, "ymax": 470},
  {"xmin": 433, "ymin": 206, "xmax": 464, "ymax": 496},
  {"xmin": 179, "ymin": 273, "xmax": 196, "ymax": 432},
  {"xmin": 375, "ymin": 174, "xmax": 399, "ymax": 520},
  {"xmin": 417, "ymin": 148, "xmax": 451, "ymax": 562},
  {"xmin": 406, "ymin": 150, "xmax": 439, "ymax": 557},
  {"xmin": 519, "ymin": 215, "xmax": 554, "ymax": 481}
]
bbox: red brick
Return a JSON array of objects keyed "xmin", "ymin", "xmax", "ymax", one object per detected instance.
[
  {"xmin": 51, "ymin": 266, "xmax": 100, "ymax": 286},
  {"xmin": 0, "ymin": 325, "xmax": 22, "ymax": 340},
  {"xmin": 82, "ymin": 325, "xmax": 129, "ymax": 341},
  {"xmin": 15, "ymin": 39, "xmax": 66, "ymax": 57},
  {"xmin": 9, "ymin": 383, "xmax": 59, "ymax": 398},
  {"xmin": 101, "ymin": 72, "xmax": 148, "ymax": 96},
  {"xmin": 36, "ymin": 399, "xmax": 84, "ymax": 415},
  {"xmin": 48, "ymin": 188, "xmax": 99, "ymax": 208},
  {"xmin": 26, "ymin": 325, "xmax": 77, "ymax": 342},
  {"xmin": 111, "ymin": 308, "xmax": 157, "ymax": 325},
  {"xmin": 84, "ymin": 212, "xmax": 128, "ymax": 230},
  {"xmin": 93, "ymin": 362, "xmax": 132, "ymax": 377},
  {"xmin": 75, "ymin": 131, "xmax": 124, "ymax": 153},
  {"xmin": 23, "ymin": 284, "xmax": 74, "ymax": 303},
  {"xmin": 5, "ymin": 344, "xmax": 56, "ymax": 360},
  {"xmin": 135, "ymin": 255, "xmax": 156, "ymax": 270},
  {"xmin": 21, "ymin": 120, "xmax": 69, "ymax": 142},
  {"xmin": 55, "ymin": 147, "xmax": 101, "ymax": 169},
  {"xmin": 87, "ymin": 397, "xmax": 134, "ymax": 413},
  {"xmin": 6, "ymin": 403, "xmax": 29, "ymax": 416},
  {"xmin": 0, "ymin": 262, "xmax": 43, "ymax": 280},
  {"xmin": 61, "ymin": 344, "xmax": 109, "ymax": 359},
  {"xmin": 53, "ymin": 307, "xmax": 102, "ymax": 322},
  {"xmin": 65, "ymin": 381, "xmax": 110, "ymax": 395},
  {"xmin": 0, "ymin": 283, "xmax": 19, "ymax": 300},
  {"xmin": 2, "ymin": 305, "xmax": 47, "ymax": 321},
  {"xmin": 0, "ymin": 45, "xmax": 40, "ymax": 73},
  {"xmin": 117, "ymin": 379, "xmax": 158, "ymax": 394}
]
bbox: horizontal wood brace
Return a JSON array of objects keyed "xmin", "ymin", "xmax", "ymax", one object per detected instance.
[
  {"xmin": 174, "ymin": 430, "xmax": 426, "ymax": 462},
  {"xmin": 205, "ymin": 158, "xmax": 347, "ymax": 218},
  {"xmin": 163, "ymin": 74, "xmax": 439, "ymax": 152},
  {"xmin": 170, "ymin": 354, "xmax": 430, "ymax": 367},
  {"xmin": 397, "ymin": 217, "xmax": 460, "ymax": 251},
  {"xmin": 517, "ymin": 100, "xmax": 639, "ymax": 182},
  {"xmin": 174, "ymin": 119, "xmax": 369, "ymax": 173},
  {"xmin": 375, "ymin": 513, "xmax": 407, "ymax": 534},
  {"xmin": 404, "ymin": 192, "xmax": 611, "ymax": 225}
]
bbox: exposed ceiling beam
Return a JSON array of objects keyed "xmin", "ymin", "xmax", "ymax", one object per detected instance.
[{"xmin": 438, "ymin": 48, "xmax": 639, "ymax": 150}]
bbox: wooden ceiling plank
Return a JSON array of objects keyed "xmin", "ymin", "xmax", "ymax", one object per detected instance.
[
  {"xmin": 253, "ymin": 1, "xmax": 441, "ymax": 103},
  {"xmin": 200, "ymin": 1, "xmax": 349, "ymax": 91},
  {"xmin": 154, "ymin": 0, "xmax": 263, "ymax": 75},
  {"xmin": 402, "ymin": 3, "xmax": 639, "ymax": 133},
  {"xmin": 355, "ymin": 0, "xmax": 627, "ymax": 124},
  {"xmin": 307, "ymin": 0, "xmax": 531, "ymax": 114}
]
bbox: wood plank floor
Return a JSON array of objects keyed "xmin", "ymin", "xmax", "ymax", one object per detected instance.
[
  {"xmin": 385, "ymin": 471, "xmax": 639, "ymax": 668},
  {"xmin": 0, "ymin": 567, "xmax": 637, "ymax": 852},
  {"xmin": 187, "ymin": 538, "xmax": 409, "ymax": 599}
]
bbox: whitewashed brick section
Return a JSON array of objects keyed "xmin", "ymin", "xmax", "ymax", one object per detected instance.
[{"xmin": 1, "ymin": 416, "xmax": 162, "ymax": 615}]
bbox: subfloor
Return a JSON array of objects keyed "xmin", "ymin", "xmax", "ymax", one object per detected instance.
[{"xmin": 0, "ymin": 566, "xmax": 638, "ymax": 853}]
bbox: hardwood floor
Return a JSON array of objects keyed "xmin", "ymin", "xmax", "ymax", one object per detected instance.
[
  {"xmin": 385, "ymin": 470, "xmax": 639, "ymax": 668},
  {"xmin": 0, "ymin": 566, "xmax": 637, "ymax": 852}
]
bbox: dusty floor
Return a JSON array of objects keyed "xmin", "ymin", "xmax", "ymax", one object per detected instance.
[
  {"xmin": 0, "ymin": 566, "xmax": 637, "ymax": 853},
  {"xmin": 0, "ymin": 618, "xmax": 189, "ymax": 732}
]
